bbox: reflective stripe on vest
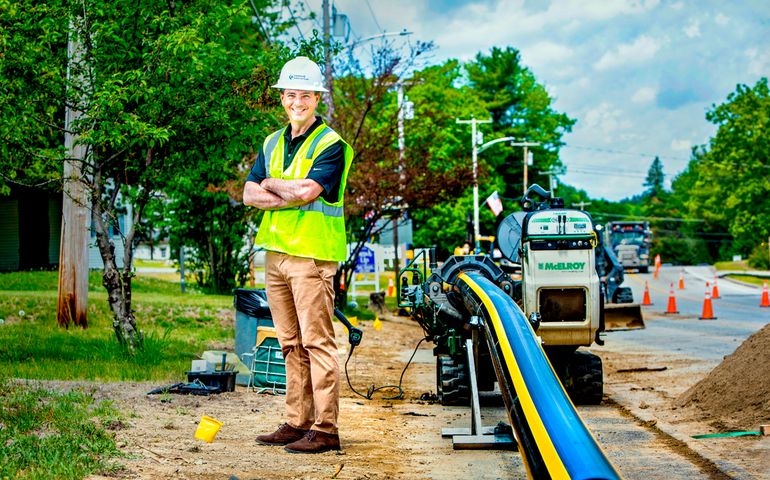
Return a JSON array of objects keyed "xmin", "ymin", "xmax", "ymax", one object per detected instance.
[
  {"xmin": 263, "ymin": 131, "xmax": 282, "ymax": 177},
  {"xmin": 305, "ymin": 126, "xmax": 331, "ymax": 159},
  {"xmin": 299, "ymin": 200, "xmax": 343, "ymax": 217}
]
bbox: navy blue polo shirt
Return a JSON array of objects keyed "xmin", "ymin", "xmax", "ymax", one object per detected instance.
[{"xmin": 246, "ymin": 116, "xmax": 346, "ymax": 203}]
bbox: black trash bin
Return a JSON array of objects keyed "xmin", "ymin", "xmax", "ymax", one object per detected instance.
[{"xmin": 234, "ymin": 288, "xmax": 274, "ymax": 385}]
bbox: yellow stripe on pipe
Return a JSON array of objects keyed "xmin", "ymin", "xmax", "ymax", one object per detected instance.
[{"xmin": 458, "ymin": 272, "xmax": 570, "ymax": 480}]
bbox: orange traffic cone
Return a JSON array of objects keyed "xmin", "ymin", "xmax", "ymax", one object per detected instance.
[
  {"xmin": 642, "ymin": 281, "xmax": 653, "ymax": 306},
  {"xmin": 761, "ymin": 282, "xmax": 770, "ymax": 308},
  {"xmin": 678, "ymin": 270, "xmax": 685, "ymax": 290},
  {"xmin": 340, "ymin": 273, "xmax": 346, "ymax": 291},
  {"xmin": 653, "ymin": 254, "xmax": 661, "ymax": 280},
  {"xmin": 387, "ymin": 277, "xmax": 395, "ymax": 297},
  {"xmin": 699, "ymin": 282, "xmax": 716, "ymax": 320},
  {"xmin": 712, "ymin": 275, "xmax": 721, "ymax": 299},
  {"xmin": 665, "ymin": 282, "xmax": 679, "ymax": 314}
]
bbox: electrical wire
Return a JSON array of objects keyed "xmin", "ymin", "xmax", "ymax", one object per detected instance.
[
  {"xmin": 567, "ymin": 168, "xmax": 648, "ymax": 179},
  {"xmin": 563, "ymin": 144, "xmax": 691, "ymax": 162},
  {"xmin": 286, "ymin": 3, "xmax": 306, "ymax": 41},
  {"xmin": 302, "ymin": 0, "xmax": 324, "ymax": 30},
  {"xmin": 363, "ymin": 0, "xmax": 383, "ymax": 31},
  {"xmin": 344, "ymin": 335, "xmax": 428, "ymax": 401},
  {"xmin": 249, "ymin": 0, "xmax": 272, "ymax": 44}
]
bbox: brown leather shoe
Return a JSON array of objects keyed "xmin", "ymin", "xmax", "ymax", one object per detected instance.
[
  {"xmin": 284, "ymin": 429, "xmax": 340, "ymax": 454},
  {"xmin": 255, "ymin": 423, "xmax": 309, "ymax": 446}
]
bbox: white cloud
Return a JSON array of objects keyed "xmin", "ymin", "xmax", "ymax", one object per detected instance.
[
  {"xmin": 714, "ymin": 12, "xmax": 729, "ymax": 25},
  {"xmin": 524, "ymin": 42, "xmax": 573, "ymax": 64},
  {"xmin": 521, "ymin": 42, "xmax": 575, "ymax": 75},
  {"xmin": 746, "ymin": 48, "xmax": 770, "ymax": 76},
  {"xmin": 670, "ymin": 2, "xmax": 685, "ymax": 10},
  {"xmin": 670, "ymin": 139, "xmax": 691, "ymax": 151},
  {"xmin": 631, "ymin": 86, "xmax": 658, "ymax": 103},
  {"xmin": 594, "ymin": 35, "xmax": 664, "ymax": 71},
  {"xmin": 356, "ymin": 0, "xmax": 661, "ymax": 63},
  {"xmin": 538, "ymin": 0, "xmax": 660, "ymax": 23},
  {"xmin": 684, "ymin": 19, "xmax": 701, "ymax": 38},
  {"xmin": 583, "ymin": 102, "xmax": 632, "ymax": 135}
]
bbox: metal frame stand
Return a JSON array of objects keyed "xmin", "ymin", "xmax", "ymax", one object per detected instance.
[{"xmin": 441, "ymin": 328, "xmax": 516, "ymax": 450}]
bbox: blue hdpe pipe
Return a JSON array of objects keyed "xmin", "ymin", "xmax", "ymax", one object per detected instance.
[{"xmin": 456, "ymin": 271, "xmax": 621, "ymax": 480}]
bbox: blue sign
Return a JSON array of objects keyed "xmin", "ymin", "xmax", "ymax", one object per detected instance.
[{"xmin": 354, "ymin": 246, "xmax": 376, "ymax": 273}]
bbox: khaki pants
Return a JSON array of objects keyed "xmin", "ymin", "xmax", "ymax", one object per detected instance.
[{"xmin": 265, "ymin": 251, "xmax": 340, "ymax": 434}]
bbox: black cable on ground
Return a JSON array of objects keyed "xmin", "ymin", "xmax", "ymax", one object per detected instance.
[{"xmin": 344, "ymin": 336, "xmax": 428, "ymax": 401}]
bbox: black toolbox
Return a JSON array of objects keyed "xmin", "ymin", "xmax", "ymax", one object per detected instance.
[{"xmin": 186, "ymin": 371, "xmax": 237, "ymax": 392}]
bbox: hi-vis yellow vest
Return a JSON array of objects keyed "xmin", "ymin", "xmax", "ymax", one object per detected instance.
[{"xmin": 254, "ymin": 124, "xmax": 353, "ymax": 262}]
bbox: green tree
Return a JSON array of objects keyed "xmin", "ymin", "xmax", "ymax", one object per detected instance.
[
  {"xmin": 680, "ymin": 78, "xmax": 770, "ymax": 258},
  {"xmin": 0, "ymin": 0, "xmax": 285, "ymax": 351},
  {"xmin": 643, "ymin": 156, "xmax": 665, "ymax": 198}
]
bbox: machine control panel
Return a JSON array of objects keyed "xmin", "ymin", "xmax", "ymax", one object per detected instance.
[{"xmin": 526, "ymin": 210, "xmax": 593, "ymax": 236}]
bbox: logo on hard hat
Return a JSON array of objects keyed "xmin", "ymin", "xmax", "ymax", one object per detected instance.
[{"xmin": 289, "ymin": 74, "xmax": 309, "ymax": 81}]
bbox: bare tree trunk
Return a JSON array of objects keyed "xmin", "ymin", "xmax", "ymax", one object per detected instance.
[{"xmin": 91, "ymin": 162, "xmax": 146, "ymax": 353}]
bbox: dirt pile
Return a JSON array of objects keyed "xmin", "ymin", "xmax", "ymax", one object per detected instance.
[{"xmin": 676, "ymin": 323, "xmax": 770, "ymax": 429}]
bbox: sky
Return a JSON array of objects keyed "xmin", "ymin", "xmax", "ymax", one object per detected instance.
[{"xmin": 294, "ymin": 0, "xmax": 769, "ymax": 200}]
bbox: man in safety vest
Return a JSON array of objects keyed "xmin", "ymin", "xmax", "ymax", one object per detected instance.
[{"xmin": 243, "ymin": 56, "xmax": 353, "ymax": 454}]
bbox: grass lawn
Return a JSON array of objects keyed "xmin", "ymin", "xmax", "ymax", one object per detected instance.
[
  {"xmin": 0, "ymin": 270, "xmax": 232, "ymax": 382},
  {"xmin": 714, "ymin": 260, "xmax": 769, "ymax": 286},
  {"xmin": 0, "ymin": 378, "xmax": 124, "ymax": 478},
  {"xmin": 714, "ymin": 260, "xmax": 751, "ymax": 271},
  {"xmin": 724, "ymin": 274, "xmax": 767, "ymax": 287}
]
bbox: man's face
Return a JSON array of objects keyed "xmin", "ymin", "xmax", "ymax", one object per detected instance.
[{"xmin": 281, "ymin": 89, "xmax": 319, "ymax": 124}]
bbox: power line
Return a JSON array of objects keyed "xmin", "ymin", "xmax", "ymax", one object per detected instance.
[
  {"xmin": 569, "ymin": 162, "xmax": 648, "ymax": 174},
  {"xmin": 287, "ymin": 2, "xmax": 306, "ymax": 41},
  {"xmin": 302, "ymin": 0, "xmax": 324, "ymax": 30},
  {"xmin": 363, "ymin": 0, "xmax": 383, "ymax": 31},
  {"xmin": 249, "ymin": 0, "xmax": 272, "ymax": 44},
  {"xmin": 568, "ymin": 168, "xmax": 648, "ymax": 179},
  {"xmin": 563, "ymin": 144, "xmax": 691, "ymax": 162}
]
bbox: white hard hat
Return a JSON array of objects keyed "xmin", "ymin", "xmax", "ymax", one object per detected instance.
[{"xmin": 272, "ymin": 56, "xmax": 328, "ymax": 92}]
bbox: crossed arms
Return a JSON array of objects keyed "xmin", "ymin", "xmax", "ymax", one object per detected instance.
[{"xmin": 243, "ymin": 177, "xmax": 324, "ymax": 210}]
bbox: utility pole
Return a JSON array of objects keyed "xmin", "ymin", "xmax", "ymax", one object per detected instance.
[
  {"xmin": 543, "ymin": 169, "xmax": 560, "ymax": 197},
  {"xmin": 509, "ymin": 141, "xmax": 540, "ymax": 194},
  {"xmin": 457, "ymin": 117, "xmax": 492, "ymax": 252},
  {"xmin": 322, "ymin": 0, "xmax": 335, "ymax": 120},
  {"xmin": 57, "ymin": 19, "xmax": 89, "ymax": 328},
  {"xmin": 391, "ymin": 81, "xmax": 416, "ymax": 275}
]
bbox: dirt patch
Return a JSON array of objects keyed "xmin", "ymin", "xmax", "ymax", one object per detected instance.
[
  {"xmin": 676, "ymin": 323, "xmax": 770, "ymax": 430},
  {"xmin": 598, "ymin": 320, "xmax": 770, "ymax": 479}
]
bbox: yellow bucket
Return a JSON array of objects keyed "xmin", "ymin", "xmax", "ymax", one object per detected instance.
[{"xmin": 194, "ymin": 415, "xmax": 223, "ymax": 443}]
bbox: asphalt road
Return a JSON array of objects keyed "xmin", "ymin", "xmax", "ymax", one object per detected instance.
[{"xmin": 608, "ymin": 265, "xmax": 770, "ymax": 362}]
